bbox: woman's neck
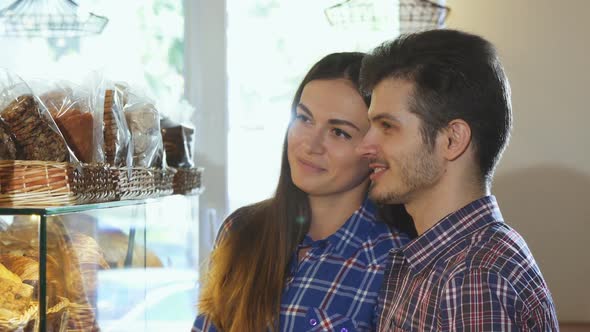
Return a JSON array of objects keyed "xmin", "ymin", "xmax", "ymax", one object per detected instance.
[{"xmin": 307, "ymin": 184, "xmax": 368, "ymax": 241}]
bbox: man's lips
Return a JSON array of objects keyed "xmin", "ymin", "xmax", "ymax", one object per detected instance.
[
  {"xmin": 369, "ymin": 162, "xmax": 389, "ymax": 181},
  {"xmin": 297, "ymin": 158, "xmax": 326, "ymax": 172}
]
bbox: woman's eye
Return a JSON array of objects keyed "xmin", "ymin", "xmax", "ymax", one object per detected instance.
[
  {"xmin": 295, "ymin": 114, "xmax": 310, "ymax": 123},
  {"xmin": 332, "ymin": 128, "xmax": 352, "ymax": 139}
]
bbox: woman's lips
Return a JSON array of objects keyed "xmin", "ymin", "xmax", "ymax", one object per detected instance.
[{"xmin": 297, "ymin": 158, "xmax": 326, "ymax": 173}]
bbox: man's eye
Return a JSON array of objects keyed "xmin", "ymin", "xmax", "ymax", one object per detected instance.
[{"xmin": 380, "ymin": 121, "xmax": 392, "ymax": 129}]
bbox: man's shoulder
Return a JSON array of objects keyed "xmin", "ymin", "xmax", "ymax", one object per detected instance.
[{"xmin": 441, "ymin": 222, "xmax": 547, "ymax": 296}]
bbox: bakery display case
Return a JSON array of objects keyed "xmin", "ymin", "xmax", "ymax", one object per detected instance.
[
  {"xmin": 0, "ymin": 195, "xmax": 200, "ymax": 332},
  {"xmin": 0, "ymin": 68, "xmax": 202, "ymax": 331}
]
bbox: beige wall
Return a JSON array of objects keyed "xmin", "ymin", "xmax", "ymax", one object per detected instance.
[{"xmin": 446, "ymin": 0, "xmax": 590, "ymax": 322}]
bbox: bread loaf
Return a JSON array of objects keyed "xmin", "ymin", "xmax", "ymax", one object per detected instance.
[{"xmin": 54, "ymin": 110, "xmax": 95, "ymax": 163}]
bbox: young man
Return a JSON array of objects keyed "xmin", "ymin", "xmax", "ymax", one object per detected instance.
[{"xmin": 358, "ymin": 29, "xmax": 558, "ymax": 331}]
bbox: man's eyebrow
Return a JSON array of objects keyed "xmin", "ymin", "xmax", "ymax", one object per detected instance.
[{"xmin": 369, "ymin": 113, "xmax": 401, "ymax": 124}]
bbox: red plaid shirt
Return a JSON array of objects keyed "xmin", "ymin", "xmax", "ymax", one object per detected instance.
[{"xmin": 378, "ymin": 196, "xmax": 558, "ymax": 331}]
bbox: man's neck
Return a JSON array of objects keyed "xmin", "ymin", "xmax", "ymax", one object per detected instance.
[{"xmin": 406, "ymin": 180, "xmax": 487, "ymax": 236}]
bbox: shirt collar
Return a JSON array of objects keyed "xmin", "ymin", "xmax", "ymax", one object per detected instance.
[
  {"xmin": 400, "ymin": 195, "xmax": 504, "ymax": 275},
  {"xmin": 301, "ymin": 196, "xmax": 379, "ymax": 257}
]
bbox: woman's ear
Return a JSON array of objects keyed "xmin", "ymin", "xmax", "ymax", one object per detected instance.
[{"xmin": 441, "ymin": 119, "xmax": 471, "ymax": 161}]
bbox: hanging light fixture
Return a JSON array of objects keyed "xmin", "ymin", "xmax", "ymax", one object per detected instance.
[
  {"xmin": 0, "ymin": 0, "xmax": 108, "ymax": 37},
  {"xmin": 324, "ymin": 0, "xmax": 450, "ymax": 32}
]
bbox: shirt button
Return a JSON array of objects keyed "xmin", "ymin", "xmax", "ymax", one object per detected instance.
[
  {"xmin": 309, "ymin": 318, "xmax": 318, "ymax": 326},
  {"xmin": 340, "ymin": 329, "xmax": 348, "ymax": 332}
]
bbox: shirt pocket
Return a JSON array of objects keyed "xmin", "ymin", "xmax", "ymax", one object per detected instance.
[{"xmin": 304, "ymin": 307, "xmax": 360, "ymax": 332}]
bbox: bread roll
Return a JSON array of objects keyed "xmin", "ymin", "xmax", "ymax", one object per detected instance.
[{"xmin": 0, "ymin": 277, "xmax": 33, "ymax": 318}]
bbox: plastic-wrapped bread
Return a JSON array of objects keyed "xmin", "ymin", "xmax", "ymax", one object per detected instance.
[
  {"xmin": 103, "ymin": 83, "xmax": 132, "ymax": 166},
  {"xmin": 36, "ymin": 82, "xmax": 102, "ymax": 163},
  {"xmin": 0, "ymin": 120, "xmax": 17, "ymax": 160},
  {"xmin": 54, "ymin": 110, "xmax": 95, "ymax": 163},
  {"xmin": 124, "ymin": 100, "xmax": 161, "ymax": 167},
  {"xmin": 160, "ymin": 116, "xmax": 195, "ymax": 168},
  {"xmin": 0, "ymin": 95, "xmax": 70, "ymax": 162}
]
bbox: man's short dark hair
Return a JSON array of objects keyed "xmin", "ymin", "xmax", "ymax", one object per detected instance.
[{"xmin": 361, "ymin": 29, "xmax": 512, "ymax": 185}]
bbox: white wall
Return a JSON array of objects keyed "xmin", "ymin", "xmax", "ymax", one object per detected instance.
[
  {"xmin": 184, "ymin": 0, "xmax": 228, "ymax": 271},
  {"xmin": 446, "ymin": 0, "xmax": 590, "ymax": 322}
]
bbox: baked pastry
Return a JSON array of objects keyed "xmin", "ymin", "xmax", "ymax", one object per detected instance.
[
  {"xmin": 4, "ymin": 216, "xmax": 71, "ymax": 298},
  {"xmin": 0, "ymin": 95, "xmax": 69, "ymax": 161},
  {"xmin": 0, "ymin": 261, "xmax": 21, "ymax": 283},
  {"xmin": 0, "ymin": 276, "xmax": 34, "ymax": 319},
  {"xmin": 0, "ymin": 262, "xmax": 34, "ymax": 320},
  {"xmin": 66, "ymin": 232, "xmax": 109, "ymax": 305},
  {"xmin": 0, "ymin": 254, "xmax": 38, "ymax": 281},
  {"xmin": 69, "ymin": 233, "xmax": 109, "ymax": 269},
  {"xmin": 97, "ymin": 229, "xmax": 163, "ymax": 268}
]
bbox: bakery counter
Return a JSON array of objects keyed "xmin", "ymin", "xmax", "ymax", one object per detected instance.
[{"xmin": 0, "ymin": 195, "xmax": 200, "ymax": 332}]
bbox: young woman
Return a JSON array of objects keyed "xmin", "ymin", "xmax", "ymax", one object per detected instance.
[{"xmin": 192, "ymin": 52, "xmax": 415, "ymax": 332}]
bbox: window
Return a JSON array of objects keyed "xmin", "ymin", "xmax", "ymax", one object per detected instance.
[
  {"xmin": 227, "ymin": 0, "xmax": 400, "ymax": 211},
  {"xmin": 0, "ymin": 0, "xmax": 183, "ymax": 105}
]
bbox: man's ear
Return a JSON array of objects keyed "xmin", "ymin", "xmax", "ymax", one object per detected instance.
[{"xmin": 440, "ymin": 119, "xmax": 471, "ymax": 161}]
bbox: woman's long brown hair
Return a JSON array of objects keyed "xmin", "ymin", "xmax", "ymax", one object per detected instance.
[{"xmin": 198, "ymin": 52, "xmax": 415, "ymax": 331}]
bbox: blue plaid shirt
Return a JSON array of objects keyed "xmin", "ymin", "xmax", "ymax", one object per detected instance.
[
  {"xmin": 193, "ymin": 197, "xmax": 410, "ymax": 331},
  {"xmin": 377, "ymin": 196, "xmax": 558, "ymax": 331}
]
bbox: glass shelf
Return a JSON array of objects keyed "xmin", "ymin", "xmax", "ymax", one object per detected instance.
[{"xmin": 0, "ymin": 198, "xmax": 162, "ymax": 216}]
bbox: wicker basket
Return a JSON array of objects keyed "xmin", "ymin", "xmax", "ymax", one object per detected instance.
[
  {"xmin": 0, "ymin": 160, "xmax": 81, "ymax": 207},
  {"xmin": 154, "ymin": 167, "xmax": 176, "ymax": 197},
  {"xmin": 76, "ymin": 164, "xmax": 117, "ymax": 204},
  {"xmin": 172, "ymin": 167, "xmax": 203, "ymax": 195},
  {"xmin": 112, "ymin": 167, "xmax": 156, "ymax": 200}
]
